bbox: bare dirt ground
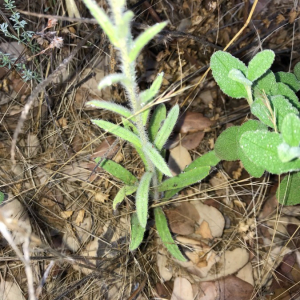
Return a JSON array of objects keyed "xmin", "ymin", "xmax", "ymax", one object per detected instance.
[{"xmin": 1, "ymin": 0, "xmax": 300, "ymax": 299}]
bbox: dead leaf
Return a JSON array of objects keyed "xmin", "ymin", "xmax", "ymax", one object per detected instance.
[
  {"xmin": 75, "ymin": 209, "xmax": 85, "ymax": 225},
  {"xmin": 91, "ymin": 136, "xmax": 118, "ymax": 160},
  {"xmin": 236, "ymin": 262, "xmax": 254, "ymax": 286},
  {"xmin": 157, "ymin": 249, "xmax": 173, "ymax": 282},
  {"xmin": 171, "ymin": 277, "xmax": 194, "ymax": 300},
  {"xmin": 193, "ymin": 201, "xmax": 225, "ymax": 238},
  {"xmin": 165, "ymin": 202, "xmax": 199, "ymax": 235},
  {"xmin": 60, "ymin": 211, "xmax": 74, "ymax": 219},
  {"xmin": 195, "ymin": 220, "xmax": 213, "ymax": 239},
  {"xmin": 94, "ymin": 192, "xmax": 110, "ymax": 203},
  {"xmin": 196, "ymin": 281, "xmax": 218, "ymax": 300},
  {"xmin": 218, "ymin": 275, "xmax": 254, "ymax": 300},
  {"xmin": 168, "ymin": 145, "xmax": 192, "ymax": 175},
  {"xmin": 0, "ymin": 279, "xmax": 25, "ymax": 300},
  {"xmin": 209, "ymin": 173, "xmax": 228, "ymax": 197},
  {"xmin": 181, "ymin": 131, "xmax": 205, "ymax": 150},
  {"xmin": 174, "ymin": 111, "xmax": 213, "ymax": 134}
]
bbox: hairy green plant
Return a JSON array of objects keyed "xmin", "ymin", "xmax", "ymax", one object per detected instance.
[
  {"xmin": 0, "ymin": 0, "xmax": 40, "ymax": 81},
  {"xmin": 83, "ymin": 0, "xmax": 220, "ymax": 261},
  {"xmin": 210, "ymin": 50, "xmax": 300, "ymax": 206}
]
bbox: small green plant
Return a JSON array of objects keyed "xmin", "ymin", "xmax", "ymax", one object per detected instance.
[
  {"xmin": 83, "ymin": 0, "xmax": 220, "ymax": 261},
  {"xmin": 0, "ymin": 0, "xmax": 41, "ymax": 81},
  {"xmin": 210, "ymin": 50, "xmax": 300, "ymax": 206}
]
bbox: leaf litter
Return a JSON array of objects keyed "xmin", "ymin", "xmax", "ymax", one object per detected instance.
[{"xmin": 0, "ymin": 0, "xmax": 300, "ymax": 299}]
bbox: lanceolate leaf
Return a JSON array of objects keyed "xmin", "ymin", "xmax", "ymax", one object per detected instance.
[
  {"xmin": 154, "ymin": 207, "xmax": 186, "ymax": 261},
  {"xmin": 136, "ymin": 172, "xmax": 153, "ymax": 228},
  {"xmin": 158, "ymin": 166, "xmax": 210, "ymax": 192},
  {"xmin": 113, "ymin": 185, "xmax": 137, "ymax": 210},
  {"xmin": 185, "ymin": 151, "xmax": 220, "ymax": 171},
  {"xmin": 154, "ymin": 104, "xmax": 179, "ymax": 150},
  {"xmin": 247, "ymin": 50, "xmax": 275, "ymax": 82},
  {"xmin": 143, "ymin": 142, "xmax": 173, "ymax": 177},
  {"xmin": 94, "ymin": 157, "xmax": 138, "ymax": 185},
  {"xmin": 82, "ymin": 0, "xmax": 118, "ymax": 46},
  {"xmin": 149, "ymin": 104, "xmax": 166, "ymax": 142},
  {"xmin": 129, "ymin": 22, "xmax": 167, "ymax": 63},
  {"xmin": 92, "ymin": 120, "xmax": 142, "ymax": 149},
  {"xmin": 129, "ymin": 213, "xmax": 145, "ymax": 251},
  {"xmin": 140, "ymin": 73, "xmax": 164, "ymax": 105},
  {"xmin": 87, "ymin": 100, "xmax": 133, "ymax": 119},
  {"xmin": 116, "ymin": 10, "xmax": 134, "ymax": 41}
]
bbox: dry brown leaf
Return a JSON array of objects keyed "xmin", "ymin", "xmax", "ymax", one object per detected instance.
[
  {"xmin": 94, "ymin": 192, "xmax": 110, "ymax": 203},
  {"xmin": 181, "ymin": 131, "xmax": 205, "ymax": 150},
  {"xmin": 236, "ymin": 262, "xmax": 254, "ymax": 286},
  {"xmin": 195, "ymin": 282, "xmax": 218, "ymax": 300},
  {"xmin": 60, "ymin": 211, "xmax": 74, "ymax": 219},
  {"xmin": 218, "ymin": 275, "xmax": 254, "ymax": 300},
  {"xmin": 195, "ymin": 220, "xmax": 213, "ymax": 239},
  {"xmin": 91, "ymin": 136, "xmax": 118, "ymax": 160},
  {"xmin": 174, "ymin": 111, "xmax": 213, "ymax": 134},
  {"xmin": 193, "ymin": 201, "xmax": 225, "ymax": 238},
  {"xmin": 75, "ymin": 209, "xmax": 85, "ymax": 225},
  {"xmin": 157, "ymin": 249, "xmax": 173, "ymax": 282},
  {"xmin": 209, "ymin": 173, "xmax": 228, "ymax": 197},
  {"xmin": 165, "ymin": 202, "xmax": 199, "ymax": 235},
  {"xmin": 168, "ymin": 145, "xmax": 192, "ymax": 175},
  {"xmin": 171, "ymin": 277, "xmax": 194, "ymax": 300},
  {"xmin": 0, "ymin": 279, "xmax": 25, "ymax": 300}
]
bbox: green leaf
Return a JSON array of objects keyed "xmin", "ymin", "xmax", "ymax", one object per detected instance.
[
  {"xmin": 276, "ymin": 82, "xmax": 300, "ymax": 110},
  {"xmin": 240, "ymin": 130, "xmax": 300, "ymax": 174},
  {"xmin": 97, "ymin": 74, "xmax": 128, "ymax": 90},
  {"xmin": 143, "ymin": 142, "xmax": 173, "ymax": 177},
  {"xmin": 294, "ymin": 62, "xmax": 300, "ymax": 81},
  {"xmin": 210, "ymin": 51, "xmax": 248, "ymax": 99},
  {"xmin": 276, "ymin": 172, "xmax": 300, "ymax": 206},
  {"xmin": 0, "ymin": 191, "xmax": 4, "ymax": 204},
  {"xmin": 275, "ymin": 72, "xmax": 300, "ymax": 93},
  {"xmin": 154, "ymin": 207, "xmax": 186, "ymax": 261},
  {"xmin": 277, "ymin": 143, "xmax": 300, "ymax": 162},
  {"xmin": 271, "ymin": 95, "xmax": 299, "ymax": 131},
  {"xmin": 82, "ymin": 0, "xmax": 119, "ymax": 46},
  {"xmin": 129, "ymin": 22, "xmax": 168, "ymax": 63},
  {"xmin": 237, "ymin": 120, "xmax": 267, "ymax": 177},
  {"xmin": 247, "ymin": 50, "xmax": 275, "ymax": 81},
  {"xmin": 228, "ymin": 69, "xmax": 252, "ymax": 86},
  {"xmin": 281, "ymin": 113, "xmax": 300, "ymax": 147},
  {"xmin": 116, "ymin": 10, "xmax": 134, "ymax": 41},
  {"xmin": 92, "ymin": 120, "xmax": 142, "ymax": 149},
  {"xmin": 185, "ymin": 150, "xmax": 220, "ymax": 171},
  {"xmin": 154, "ymin": 104, "xmax": 179, "ymax": 151},
  {"xmin": 140, "ymin": 72, "xmax": 164, "ymax": 105},
  {"xmin": 251, "ymin": 96, "xmax": 275, "ymax": 128},
  {"xmin": 136, "ymin": 172, "xmax": 153, "ymax": 228},
  {"xmin": 121, "ymin": 117, "xmax": 138, "ymax": 134},
  {"xmin": 158, "ymin": 166, "xmax": 210, "ymax": 192},
  {"xmin": 149, "ymin": 104, "xmax": 166, "ymax": 142},
  {"xmin": 87, "ymin": 100, "xmax": 133, "ymax": 119},
  {"xmin": 253, "ymin": 70, "xmax": 278, "ymax": 95},
  {"xmin": 129, "ymin": 213, "xmax": 145, "ymax": 251},
  {"xmin": 113, "ymin": 185, "xmax": 137, "ymax": 210},
  {"xmin": 214, "ymin": 126, "xmax": 240, "ymax": 160},
  {"xmin": 94, "ymin": 157, "xmax": 138, "ymax": 185}
]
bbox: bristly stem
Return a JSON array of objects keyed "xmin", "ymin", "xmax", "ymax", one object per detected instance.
[{"xmin": 108, "ymin": 0, "xmax": 159, "ymax": 200}]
